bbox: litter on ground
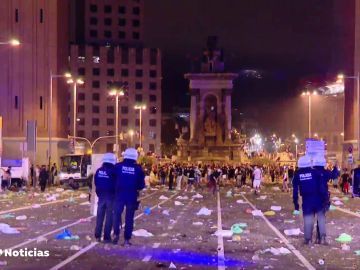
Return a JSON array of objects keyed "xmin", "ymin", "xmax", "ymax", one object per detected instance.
[
  {"xmin": 284, "ymin": 228, "xmax": 301, "ymax": 236},
  {"xmin": 270, "ymin": 206, "xmax": 282, "ymax": 211},
  {"xmin": 132, "ymin": 229, "xmax": 154, "ymax": 237},
  {"xmin": 196, "ymin": 207, "xmax": 212, "ymax": 216}
]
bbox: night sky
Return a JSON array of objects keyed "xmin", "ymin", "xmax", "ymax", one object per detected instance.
[{"xmin": 143, "ymin": 0, "xmax": 354, "ymax": 134}]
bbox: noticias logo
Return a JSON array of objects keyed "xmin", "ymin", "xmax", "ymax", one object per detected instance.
[{"xmin": 0, "ymin": 248, "xmax": 50, "ymax": 257}]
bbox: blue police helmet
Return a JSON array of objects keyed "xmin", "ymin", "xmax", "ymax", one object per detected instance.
[
  {"xmin": 313, "ymin": 155, "xmax": 326, "ymax": 167},
  {"xmin": 298, "ymin": 155, "xmax": 312, "ymax": 168},
  {"xmin": 123, "ymin": 148, "xmax": 139, "ymax": 161},
  {"xmin": 103, "ymin": 153, "xmax": 117, "ymax": 165}
]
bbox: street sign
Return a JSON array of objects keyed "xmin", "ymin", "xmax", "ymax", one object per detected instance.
[
  {"xmin": 305, "ymin": 139, "xmax": 325, "ymax": 157},
  {"xmin": 349, "ymin": 146, "xmax": 353, "ymax": 153}
]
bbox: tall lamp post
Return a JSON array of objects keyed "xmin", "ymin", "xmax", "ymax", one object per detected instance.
[
  {"xmin": 338, "ymin": 73, "xmax": 360, "ymax": 161},
  {"xmin": 134, "ymin": 104, "xmax": 146, "ymax": 150},
  {"xmin": 109, "ymin": 88, "xmax": 125, "ymax": 158},
  {"xmin": 0, "ymin": 39, "xmax": 20, "ymax": 46},
  {"xmin": 301, "ymin": 91, "xmax": 318, "ymax": 138},
  {"xmin": 48, "ymin": 72, "xmax": 71, "ymax": 168},
  {"xmin": 128, "ymin": 130, "xmax": 134, "ymax": 147},
  {"xmin": 67, "ymin": 77, "xmax": 84, "ymax": 140}
]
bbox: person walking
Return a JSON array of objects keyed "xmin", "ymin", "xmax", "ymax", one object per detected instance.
[
  {"xmin": 35, "ymin": 165, "xmax": 40, "ymax": 188},
  {"xmin": 331, "ymin": 165, "xmax": 340, "ymax": 189},
  {"xmin": 282, "ymin": 167, "xmax": 289, "ymax": 192},
  {"xmin": 159, "ymin": 166, "xmax": 166, "ymax": 186},
  {"xmin": 94, "ymin": 153, "xmax": 116, "ymax": 243},
  {"xmin": 113, "ymin": 148, "xmax": 145, "ymax": 246},
  {"xmin": 313, "ymin": 156, "xmax": 331, "ymax": 245},
  {"xmin": 208, "ymin": 169, "xmax": 218, "ymax": 195},
  {"xmin": 341, "ymin": 168, "xmax": 350, "ymax": 194},
  {"xmin": 352, "ymin": 162, "xmax": 360, "ymax": 198},
  {"xmin": 293, "ymin": 155, "xmax": 327, "ymax": 245},
  {"xmin": 50, "ymin": 163, "xmax": 58, "ymax": 186},
  {"xmin": 39, "ymin": 165, "xmax": 49, "ymax": 192},
  {"xmin": 253, "ymin": 165, "xmax": 262, "ymax": 195},
  {"xmin": 176, "ymin": 165, "xmax": 183, "ymax": 191},
  {"xmin": 168, "ymin": 165, "xmax": 175, "ymax": 190},
  {"xmin": 30, "ymin": 164, "xmax": 35, "ymax": 187}
]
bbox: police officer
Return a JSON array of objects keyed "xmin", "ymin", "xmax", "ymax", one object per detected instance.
[
  {"xmin": 352, "ymin": 162, "xmax": 360, "ymax": 198},
  {"xmin": 113, "ymin": 148, "xmax": 145, "ymax": 246},
  {"xmin": 313, "ymin": 156, "xmax": 331, "ymax": 245},
  {"xmin": 94, "ymin": 153, "xmax": 116, "ymax": 243},
  {"xmin": 293, "ymin": 155, "xmax": 327, "ymax": 245}
]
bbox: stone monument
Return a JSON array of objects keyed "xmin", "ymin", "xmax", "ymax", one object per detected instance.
[{"xmin": 177, "ymin": 36, "xmax": 244, "ymax": 162}]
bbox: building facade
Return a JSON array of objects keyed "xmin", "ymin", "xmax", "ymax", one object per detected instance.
[
  {"xmin": 342, "ymin": 0, "xmax": 360, "ymax": 166},
  {"xmin": 0, "ymin": 0, "xmax": 70, "ymax": 164},
  {"xmin": 69, "ymin": 45, "xmax": 162, "ymax": 154},
  {"xmin": 69, "ymin": 0, "xmax": 162, "ymax": 155}
]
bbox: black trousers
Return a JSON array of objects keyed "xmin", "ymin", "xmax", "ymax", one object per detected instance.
[
  {"xmin": 169, "ymin": 177, "xmax": 174, "ymax": 190},
  {"xmin": 113, "ymin": 201, "xmax": 137, "ymax": 240},
  {"xmin": 95, "ymin": 196, "xmax": 113, "ymax": 240}
]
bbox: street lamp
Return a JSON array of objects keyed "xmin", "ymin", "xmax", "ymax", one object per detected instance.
[
  {"xmin": 0, "ymin": 39, "xmax": 20, "ymax": 46},
  {"xmin": 134, "ymin": 104, "xmax": 146, "ymax": 150},
  {"xmin": 338, "ymin": 73, "xmax": 360, "ymax": 161},
  {"xmin": 128, "ymin": 130, "xmax": 134, "ymax": 147},
  {"xmin": 67, "ymin": 77, "xmax": 84, "ymax": 140},
  {"xmin": 48, "ymin": 72, "xmax": 72, "ymax": 168},
  {"xmin": 294, "ymin": 137, "xmax": 299, "ymax": 160},
  {"xmin": 301, "ymin": 91, "xmax": 318, "ymax": 138},
  {"xmin": 109, "ymin": 88, "xmax": 125, "ymax": 158}
]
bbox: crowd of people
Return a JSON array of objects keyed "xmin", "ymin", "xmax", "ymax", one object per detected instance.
[{"xmin": 2, "ymin": 148, "xmax": 360, "ymax": 247}]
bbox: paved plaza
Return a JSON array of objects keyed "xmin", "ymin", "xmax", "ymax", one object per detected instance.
[{"xmin": 0, "ymin": 183, "xmax": 359, "ymax": 270}]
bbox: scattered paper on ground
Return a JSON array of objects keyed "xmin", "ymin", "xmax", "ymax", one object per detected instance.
[
  {"xmin": 214, "ymin": 230, "xmax": 233, "ymax": 238},
  {"xmin": 0, "ymin": 223, "xmax": 20, "ymax": 234},
  {"xmin": 264, "ymin": 247, "xmax": 291, "ymax": 255},
  {"xmin": 192, "ymin": 222, "xmax": 203, "ymax": 226},
  {"xmin": 236, "ymin": 200, "xmax": 246, "ymax": 204},
  {"xmin": 192, "ymin": 193, "xmax": 203, "ymax": 199},
  {"xmin": 251, "ymin": 210, "xmax": 263, "ymax": 217},
  {"xmin": 196, "ymin": 207, "xmax": 212, "ymax": 216},
  {"xmin": 333, "ymin": 201, "xmax": 343, "ymax": 206},
  {"xmin": 284, "ymin": 228, "xmax": 301, "ymax": 236},
  {"xmin": 132, "ymin": 229, "xmax": 154, "ymax": 237},
  {"xmin": 270, "ymin": 206, "xmax": 282, "ymax": 211},
  {"xmin": 336, "ymin": 233, "xmax": 352, "ymax": 243}
]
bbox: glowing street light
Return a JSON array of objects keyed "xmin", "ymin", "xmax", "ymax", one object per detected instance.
[
  {"xmin": 109, "ymin": 88, "xmax": 125, "ymax": 157},
  {"xmin": 48, "ymin": 71, "xmax": 73, "ymax": 168},
  {"xmin": 67, "ymin": 77, "xmax": 84, "ymax": 139},
  {"xmin": 0, "ymin": 39, "xmax": 20, "ymax": 46},
  {"xmin": 301, "ymin": 90, "xmax": 318, "ymax": 138},
  {"xmin": 134, "ymin": 104, "xmax": 147, "ymax": 150},
  {"xmin": 128, "ymin": 130, "xmax": 135, "ymax": 147}
]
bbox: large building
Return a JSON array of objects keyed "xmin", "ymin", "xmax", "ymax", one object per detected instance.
[
  {"xmin": 69, "ymin": 0, "xmax": 162, "ymax": 154},
  {"xmin": 0, "ymin": 0, "xmax": 70, "ymax": 164},
  {"xmin": 341, "ymin": 0, "xmax": 360, "ymax": 166},
  {"xmin": 69, "ymin": 45, "xmax": 162, "ymax": 154},
  {"xmin": 0, "ymin": 0, "xmax": 162, "ymax": 166}
]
